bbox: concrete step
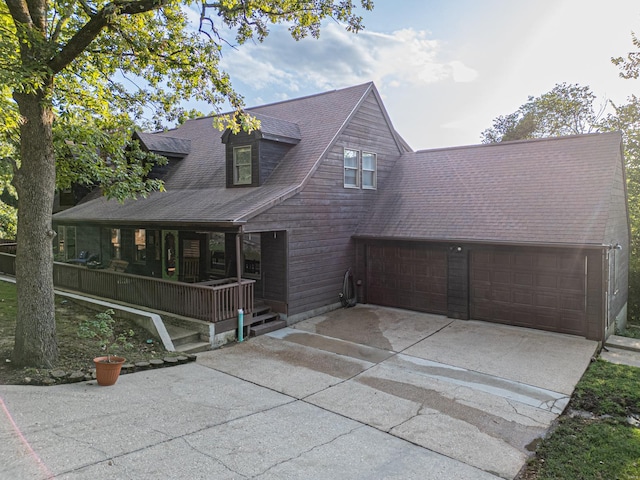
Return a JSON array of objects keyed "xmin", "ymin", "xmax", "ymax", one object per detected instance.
[
  {"xmin": 250, "ymin": 319, "xmax": 287, "ymax": 337},
  {"xmin": 600, "ymin": 346, "xmax": 640, "ymax": 368},
  {"xmin": 165, "ymin": 324, "xmax": 201, "ymax": 347},
  {"xmin": 605, "ymin": 335, "xmax": 640, "ymax": 353},
  {"xmin": 175, "ymin": 341, "xmax": 211, "ymax": 354}
]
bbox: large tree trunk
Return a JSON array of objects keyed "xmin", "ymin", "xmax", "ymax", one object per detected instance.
[{"xmin": 11, "ymin": 89, "xmax": 58, "ymax": 368}]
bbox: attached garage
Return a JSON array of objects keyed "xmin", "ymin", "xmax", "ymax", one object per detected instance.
[
  {"xmin": 354, "ymin": 133, "xmax": 629, "ymax": 342},
  {"xmin": 470, "ymin": 248, "xmax": 587, "ymax": 336}
]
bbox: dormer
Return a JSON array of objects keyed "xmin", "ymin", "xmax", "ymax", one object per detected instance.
[
  {"xmin": 221, "ymin": 113, "xmax": 301, "ymax": 188},
  {"xmin": 134, "ymin": 131, "xmax": 191, "ymax": 180}
]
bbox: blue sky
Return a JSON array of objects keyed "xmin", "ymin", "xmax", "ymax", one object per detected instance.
[{"xmin": 196, "ymin": 0, "xmax": 640, "ymax": 150}]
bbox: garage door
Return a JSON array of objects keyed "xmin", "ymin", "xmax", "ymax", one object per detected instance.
[
  {"xmin": 366, "ymin": 244, "xmax": 447, "ymax": 314},
  {"xmin": 470, "ymin": 249, "xmax": 586, "ymax": 336}
]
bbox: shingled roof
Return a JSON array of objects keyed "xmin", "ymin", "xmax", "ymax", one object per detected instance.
[
  {"xmin": 355, "ymin": 132, "xmax": 625, "ymax": 246},
  {"xmin": 55, "ymin": 82, "xmax": 386, "ymax": 225},
  {"xmin": 134, "ymin": 131, "xmax": 191, "ymax": 157}
]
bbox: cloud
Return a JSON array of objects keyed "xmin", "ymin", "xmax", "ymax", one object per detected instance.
[{"xmin": 219, "ymin": 23, "xmax": 478, "ymax": 93}]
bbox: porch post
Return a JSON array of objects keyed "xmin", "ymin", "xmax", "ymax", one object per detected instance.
[{"xmin": 236, "ymin": 228, "xmax": 243, "ymax": 309}]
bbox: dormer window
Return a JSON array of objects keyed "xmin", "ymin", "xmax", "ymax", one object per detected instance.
[
  {"xmin": 222, "ymin": 113, "xmax": 301, "ymax": 188},
  {"xmin": 233, "ymin": 146, "xmax": 252, "ymax": 185}
]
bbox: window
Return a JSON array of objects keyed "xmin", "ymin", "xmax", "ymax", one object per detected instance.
[
  {"xmin": 233, "ymin": 146, "xmax": 252, "ymax": 185},
  {"xmin": 134, "ymin": 229, "xmax": 146, "ymax": 263},
  {"xmin": 344, "ymin": 149, "xmax": 359, "ymax": 188},
  {"xmin": 243, "ymin": 233, "xmax": 261, "ymax": 278},
  {"xmin": 362, "ymin": 152, "xmax": 377, "ymax": 189},
  {"xmin": 111, "ymin": 229, "xmax": 121, "ymax": 259},
  {"xmin": 344, "ymin": 148, "xmax": 377, "ymax": 189},
  {"xmin": 57, "ymin": 226, "xmax": 76, "ymax": 260}
]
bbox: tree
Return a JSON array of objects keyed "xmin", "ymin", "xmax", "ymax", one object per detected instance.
[
  {"xmin": 1, "ymin": 0, "xmax": 374, "ymax": 367},
  {"xmin": 481, "ymin": 83, "xmax": 603, "ymax": 143}
]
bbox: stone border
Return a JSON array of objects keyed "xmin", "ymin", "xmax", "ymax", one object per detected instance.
[{"xmin": 23, "ymin": 354, "xmax": 198, "ymax": 386}]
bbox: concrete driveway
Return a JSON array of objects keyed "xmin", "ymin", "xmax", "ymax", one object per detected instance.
[{"xmin": 0, "ymin": 306, "xmax": 597, "ymax": 479}]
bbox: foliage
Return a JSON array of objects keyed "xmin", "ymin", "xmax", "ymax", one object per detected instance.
[
  {"xmin": 528, "ymin": 416, "xmax": 640, "ymax": 480},
  {"xmin": 2, "ymin": 0, "xmax": 373, "ymax": 368},
  {"xmin": 77, "ymin": 309, "xmax": 134, "ymax": 361},
  {"xmin": 520, "ymin": 359, "xmax": 640, "ymax": 480},
  {"xmin": 481, "ymin": 83, "xmax": 603, "ymax": 143},
  {"xmin": 571, "ymin": 359, "xmax": 640, "ymax": 416},
  {"xmin": 612, "ymin": 31, "xmax": 640, "ymax": 80}
]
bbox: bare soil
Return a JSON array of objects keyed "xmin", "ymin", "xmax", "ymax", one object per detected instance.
[{"xmin": 0, "ymin": 293, "xmax": 187, "ymax": 386}]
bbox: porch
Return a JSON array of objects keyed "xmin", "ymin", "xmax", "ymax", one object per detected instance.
[{"xmin": 0, "ymin": 252, "xmax": 263, "ymax": 330}]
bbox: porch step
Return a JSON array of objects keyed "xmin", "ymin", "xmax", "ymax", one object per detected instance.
[
  {"xmin": 175, "ymin": 341, "xmax": 212, "ymax": 355},
  {"xmin": 250, "ymin": 319, "xmax": 287, "ymax": 337},
  {"xmin": 165, "ymin": 324, "xmax": 201, "ymax": 347}
]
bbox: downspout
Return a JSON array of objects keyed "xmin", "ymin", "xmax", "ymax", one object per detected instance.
[{"xmin": 236, "ymin": 226, "xmax": 244, "ymax": 341}]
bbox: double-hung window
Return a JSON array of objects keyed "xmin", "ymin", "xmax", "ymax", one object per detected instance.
[
  {"xmin": 343, "ymin": 149, "xmax": 359, "ymax": 188},
  {"xmin": 233, "ymin": 146, "xmax": 252, "ymax": 185},
  {"xmin": 343, "ymin": 148, "xmax": 377, "ymax": 189},
  {"xmin": 362, "ymin": 152, "xmax": 377, "ymax": 189}
]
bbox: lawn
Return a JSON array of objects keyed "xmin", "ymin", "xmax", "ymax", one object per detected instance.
[
  {"xmin": 518, "ymin": 360, "xmax": 640, "ymax": 479},
  {"xmin": 0, "ymin": 280, "xmax": 182, "ymax": 385}
]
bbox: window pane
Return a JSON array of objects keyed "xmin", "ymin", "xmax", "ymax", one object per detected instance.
[
  {"xmin": 344, "ymin": 149, "xmax": 359, "ymax": 187},
  {"xmin": 135, "ymin": 229, "xmax": 146, "ymax": 262},
  {"xmin": 362, "ymin": 171, "xmax": 374, "ymax": 187},
  {"xmin": 234, "ymin": 146, "xmax": 252, "ymax": 184},
  {"xmin": 344, "ymin": 169, "xmax": 357, "ymax": 186},
  {"xmin": 362, "ymin": 152, "xmax": 375, "ymax": 170},
  {"xmin": 344, "ymin": 149, "xmax": 358, "ymax": 167},
  {"xmin": 362, "ymin": 152, "xmax": 376, "ymax": 188}
]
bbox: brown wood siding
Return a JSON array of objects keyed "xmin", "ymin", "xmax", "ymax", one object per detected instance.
[
  {"xmin": 247, "ymin": 91, "xmax": 403, "ymax": 316},
  {"xmin": 470, "ymin": 248, "xmax": 588, "ymax": 337},
  {"xmin": 259, "ymin": 140, "xmax": 291, "ymax": 184},
  {"xmin": 366, "ymin": 243, "xmax": 447, "ymax": 314}
]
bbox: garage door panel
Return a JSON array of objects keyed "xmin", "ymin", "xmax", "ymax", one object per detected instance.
[
  {"xmin": 560, "ymin": 294, "xmax": 584, "ymax": 311},
  {"xmin": 367, "ymin": 244, "xmax": 447, "ymax": 315},
  {"xmin": 535, "ymin": 292, "xmax": 559, "ymax": 308},
  {"xmin": 471, "ymin": 249, "xmax": 586, "ymax": 336},
  {"xmin": 513, "ymin": 289, "xmax": 534, "ymax": 306}
]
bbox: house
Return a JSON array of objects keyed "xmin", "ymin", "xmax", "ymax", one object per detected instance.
[{"xmin": 52, "ymin": 82, "xmax": 629, "ymax": 342}]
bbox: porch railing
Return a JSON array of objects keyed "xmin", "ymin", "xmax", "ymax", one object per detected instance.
[{"xmin": 0, "ymin": 252, "xmax": 254, "ymax": 323}]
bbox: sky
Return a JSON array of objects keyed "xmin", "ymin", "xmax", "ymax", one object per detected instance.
[{"xmin": 194, "ymin": 0, "xmax": 640, "ymax": 150}]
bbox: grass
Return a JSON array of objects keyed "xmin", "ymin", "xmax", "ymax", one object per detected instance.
[
  {"xmin": 519, "ymin": 359, "xmax": 640, "ymax": 479},
  {"xmin": 0, "ymin": 280, "xmax": 177, "ymax": 385}
]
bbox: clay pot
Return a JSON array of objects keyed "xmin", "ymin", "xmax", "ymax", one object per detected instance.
[{"xmin": 93, "ymin": 356, "xmax": 126, "ymax": 386}]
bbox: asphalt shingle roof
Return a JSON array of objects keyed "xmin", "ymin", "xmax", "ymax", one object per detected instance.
[
  {"xmin": 355, "ymin": 132, "xmax": 624, "ymax": 246},
  {"xmin": 55, "ymin": 83, "xmax": 375, "ymax": 225},
  {"xmin": 135, "ymin": 132, "xmax": 191, "ymax": 157}
]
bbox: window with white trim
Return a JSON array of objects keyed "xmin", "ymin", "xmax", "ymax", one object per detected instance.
[
  {"xmin": 233, "ymin": 146, "xmax": 252, "ymax": 185},
  {"xmin": 343, "ymin": 148, "xmax": 359, "ymax": 188},
  {"xmin": 343, "ymin": 148, "xmax": 377, "ymax": 189},
  {"xmin": 362, "ymin": 152, "xmax": 377, "ymax": 189}
]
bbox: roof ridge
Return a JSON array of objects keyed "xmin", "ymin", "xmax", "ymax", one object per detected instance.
[
  {"xmin": 246, "ymin": 82, "xmax": 374, "ymax": 112},
  {"xmin": 413, "ymin": 131, "xmax": 621, "ymax": 154}
]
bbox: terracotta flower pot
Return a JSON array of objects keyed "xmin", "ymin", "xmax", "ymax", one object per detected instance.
[{"xmin": 93, "ymin": 356, "xmax": 126, "ymax": 386}]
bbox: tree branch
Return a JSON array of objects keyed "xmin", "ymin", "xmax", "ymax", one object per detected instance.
[
  {"xmin": 4, "ymin": 0, "xmax": 33, "ymax": 28},
  {"xmin": 48, "ymin": 0, "xmax": 169, "ymax": 75}
]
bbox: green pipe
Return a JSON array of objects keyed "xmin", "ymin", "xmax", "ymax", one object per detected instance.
[{"xmin": 238, "ymin": 308, "xmax": 244, "ymax": 342}]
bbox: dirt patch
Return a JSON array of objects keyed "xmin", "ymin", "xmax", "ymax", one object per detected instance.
[{"xmin": 0, "ymin": 293, "xmax": 192, "ymax": 386}]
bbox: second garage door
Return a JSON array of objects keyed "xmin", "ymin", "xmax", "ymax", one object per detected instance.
[
  {"xmin": 470, "ymin": 249, "xmax": 587, "ymax": 336},
  {"xmin": 366, "ymin": 244, "xmax": 447, "ymax": 314}
]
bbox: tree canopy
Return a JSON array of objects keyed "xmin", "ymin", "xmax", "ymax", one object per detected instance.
[
  {"xmin": 1, "ymin": 0, "xmax": 374, "ymax": 367},
  {"xmin": 480, "ymin": 83, "xmax": 604, "ymax": 143}
]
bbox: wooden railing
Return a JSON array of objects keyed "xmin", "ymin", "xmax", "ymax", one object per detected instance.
[
  {"xmin": 0, "ymin": 241, "xmax": 17, "ymax": 255},
  {"xmin": 0, "ymin": 253, "xmax": 254, "ymax": 323}
]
